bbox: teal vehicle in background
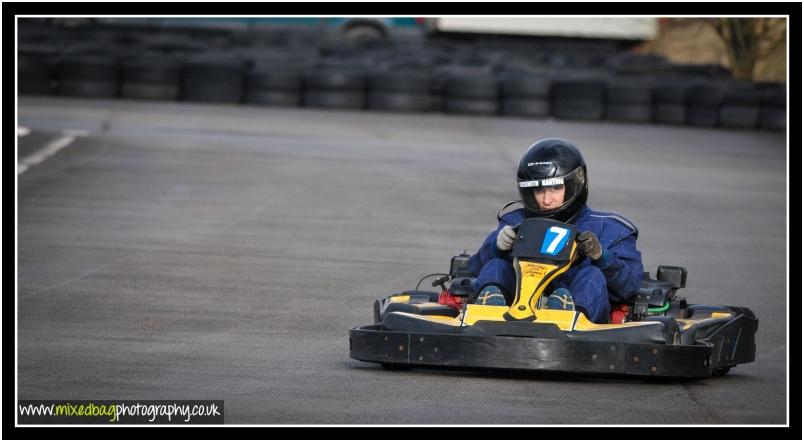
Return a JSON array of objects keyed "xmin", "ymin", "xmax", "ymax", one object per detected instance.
[{"xmin": 98, "ymin": 17, "xmax": 427, "ymax": 45}]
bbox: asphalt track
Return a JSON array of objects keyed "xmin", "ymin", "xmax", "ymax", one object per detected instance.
[{"xmin": 17, "ymin": 96, "xmax": 788, "ymax": 425}]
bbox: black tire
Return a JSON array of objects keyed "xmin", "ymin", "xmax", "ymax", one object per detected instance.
[
  {"xmin": 759, "ymin": 86, "xmax": 786, "ymax": 107},
  {"xmin": 500, "ymin": 98, "xmax": 549, "ymax": 117},
  {"xmin": 551, "ymin": 79, "xmax": 606, "ymax": 101},
  {"xmin": 121, "ymin": 82, "xmax": 179, "ymax": 100},
  {"xmin": 431, "ymin": 95, "xmax": 443, "ymax": 113},
  {"xmin": 368, "ymin": 92, "xmax": 432, "ymax": 112},
  {"xmin": 551, "ymin": 99, "xmax": 604, "ymax": 121},
  {"xmin": 20, "ymin": 74, "xmax": 54, "ymax": 95},
  {"xmin": 303, "ymin": 90, "xmax": 365, "ymax": 109},
  {"xmin": 722, "ymin": 88, "xmax": 761, "ymax": 106},
  {"xmin": 19, "ymin": 56, "xmax": 54, "ymax": 95},
  {"xmin": 719, "ymin": 105, "xmax": 759, "ymax": 129},
  {"xmin": 443, "ymin": 97, "xmax": 498, "ymax": 115},
  {"xmin": 368, "ymin": 71, "xmax": 430, "ymax": 94},
  {"xmin": 247, "ymin": 68, "xmax": 302, "ymax": 91},
  {"xmin": 244, "ymin": 89, "xmax": 301, "ymax": 106},
  {"xmin": 182, "ymin": 82, "xmax": 244, "ymax": 103},
  {"xmin": 122, "ymin": 58, "xmax": 180, "ymax": 84},
  {"xmin": 758, "ymin": 108, "xmax": 786, "ymax": 131},
  {"xmin": 712, "ymin": 366, "xmax": 732, "ymax": 377},
  {"xmin": 443, "ymin": 73, "xmax": 498, "ymax": 100},
  {"xmin": 182, "ymin": 59, "xmax": 245, "ymax": 103},
  {"xmin": 607, "ymin": 53, "xmax": 668, "ymax": 75},
  {"xmin": 668, "ymin": 63, "xmax": 731, "ymax": 79},
  {"xmin": 304, "ymin": 70, "xmax": 366, "ymax": 91},
  {"xmin": 605, "ymin": 104, "xmax": 652, "ymax": 122},
  {"xmin": 57, "ymin": 80, "xmax": 117, "ymax": 98},
  {"xmin": 653, "ymin": 103, "xmax": 685, "ymax": 124},
  {"xmin": 686, "ymin": 106, "xmax": 719, "ymax": 127},
  {"xmin": 653, "ymin": 82, "xmax": 690, "ymax": 104},
  {"xmin": 607, "ymin": 82, "xmax": 652, "ymax": 105},
  {"xmin": 499, "ymin": 74, "xmax": 550, "ymax": 99},
  {"xmin": 685, "ymin": 83, "xmax": 726, "ymax": 106},
  {"xmin": 57, "ymin": 55, "xmax": 118, "ymax": 82}
]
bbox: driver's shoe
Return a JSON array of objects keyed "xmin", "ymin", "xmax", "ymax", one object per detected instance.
[
  {"xmin": 475, "ymin": 285, "xmax": 507, "ymax": 306},
  {"xmin": 544, "ymin": 288, "xmax": 575, "ymax": 311}
]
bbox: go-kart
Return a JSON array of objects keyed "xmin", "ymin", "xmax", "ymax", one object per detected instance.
[{"xmin": 349, "ymin": 217, "xmax": 757, "ymax": 378}]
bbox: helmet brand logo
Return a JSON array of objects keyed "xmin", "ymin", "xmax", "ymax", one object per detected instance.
[
  {"xmin": 518, "ymin": 177, "xmax": 564, "ymax": 188},
  {"xmin": 541, "ymin": 177, "xmax": 564, "ymax": 186},
  {"xmin": 527, "ymin": 162, "xmax": 553, "ymax": 166}
]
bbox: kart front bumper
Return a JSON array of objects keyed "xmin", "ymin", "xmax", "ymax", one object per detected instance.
[{"xmin": 350, "ymin": 310, "xmax": 757, "ymax": 378}]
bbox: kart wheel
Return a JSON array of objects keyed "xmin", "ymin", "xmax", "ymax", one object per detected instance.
[
  {"xmin": 380, "ymin": 362, "xmax": 411, "ymax": 371},
  {"xmin": 713, "ymin": 367, "xmax": 731, "ymax": 377}
]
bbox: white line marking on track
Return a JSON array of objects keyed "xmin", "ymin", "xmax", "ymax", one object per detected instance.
[
  {"xmin": 17, "ymin": 126, "xmax": 30, "ymax": 137},
  {"xmin": 17, "ymin": 129, "xmax": 88, "ymax": 175}
]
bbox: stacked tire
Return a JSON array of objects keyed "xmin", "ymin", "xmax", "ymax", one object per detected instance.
[
  {"xmin": 19, "ymin": 54, "xmax": 54, "ymax": 95},
  {"xmin": 550, "ymin": 71, "xmax": 607, "ymax": 121},
  {"xmin": 718, "ymin": 83, "xmax": 761, "ymax": 129},
  {"xmin": 303, "ymin": 69, "xmax": 367, "ymax": 110},
  {"xmin": 607, "ymin": 53, "xmax": 669, "ymax": 77},
  {"xmin": 684, "ymin": 82, "xmax": 726, "ymax": 127},
  {"xmin": 498, "ymin": 72, "xmax": 550, "ymax": 117},
  {"xmin": 121, "ymin": 56, "xmax": 180, "ymax": 100},
  {"xmin": 367, "ymin": 70, "xmax": 433, "ymax": 112},
  {"xmin": 757, "ymin": 83, "xmax": 786, "ymax": 132},
  {"xmin": 652, "ymin": 79, "xmax": 689, "ymax": 125},
  {"xmin": 244, "ymin": 65, "xmax": 302, "ymax": 107},
  {"xmin": 181, "ymin": 56, "xmax": 245, "ymax": 103},
  {"xmin": 605, "ymin": 78, "xmax": 653, "ymax": 123},
  {"xmin": 442, "ymin": 69, "xmax": 499, "ymax": 115},
  {"xmin": 56, "ymin": 55, "xmax": 119, "ymax": 98}
]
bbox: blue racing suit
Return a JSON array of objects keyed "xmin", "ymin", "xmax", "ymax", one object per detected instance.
[{"xmin": 466, "ymin": 205, "xmax": 644, "ymax": 323}]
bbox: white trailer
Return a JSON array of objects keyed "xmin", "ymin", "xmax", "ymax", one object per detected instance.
[{"xmin": 425, "ymin": 17, "xmax": 658, "ymax": 40}]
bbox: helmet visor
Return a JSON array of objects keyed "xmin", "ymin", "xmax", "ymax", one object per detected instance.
[{"xmin": 518, "ymin": 166, "xmax": 586, "ymax": 216}]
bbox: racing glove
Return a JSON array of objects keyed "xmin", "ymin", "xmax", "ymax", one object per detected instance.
[
  {"xmin": 496, "ymin": 225, "xmax": 517, "ymax": 252},
  {"xmin": 577, "ymin": 231, "xmax": 603, "ymax": 261}
]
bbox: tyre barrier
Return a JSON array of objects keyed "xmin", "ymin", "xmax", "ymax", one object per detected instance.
[
  {"xmin": 551, "ymin": 75, "xmax": 607, "ymax": 121},
  {"xmin": 20, "ymin": 23, "xmax": 786, "ymax": 133},
  {"xmin": 605, "ymin": 79, "xmax": 653, "ymax": 123},
  {"xmin": 442, "ymin": 70, "xmax": 499, "ymax": 115},
  {"xmin": 19, "ymin": 55, "xmax": 55, "ymax": 95},
  {"xmin": 303, "ymin": 69, "xmax": 367, "ymax": 109},
  {"xmin": 718, "ymin": 85, "xmax": 761, "ymax": 129},
  {"xmin": 181, "ymin": 57, "xmax": 246, "ymax": 103},
  {"xmin": 121, "ymin": 56, "xmax": 180, "ymax": 100},
  {"xmin": 684, "ymin": 82, "xmax": 727, "ymax": 127},
  {"xmin": 757, "ymin": 84, "xmax": 786, "ymax": 132},
  {"xmin": 367, "ymin": 70, "xmax": 433, "ymax": 112},
  {"xmin": 56, "ymin": 55, "xmax": 119, "ymax": 98},
  {"xmin": 244, "ymin": 66, "xmax": 302, "ymax": 106},
  {"xmin": 652, "ymin": 80, "xmax": 689, "ymax": 125},
  {"xmin": 499, "ymin": 72, "xmax": 550, "ymax": 117}
]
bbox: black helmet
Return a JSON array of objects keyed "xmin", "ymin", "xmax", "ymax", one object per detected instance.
[{"xmin": 516, "ymin": 138, "xmax": 588, "ymax": 223}]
